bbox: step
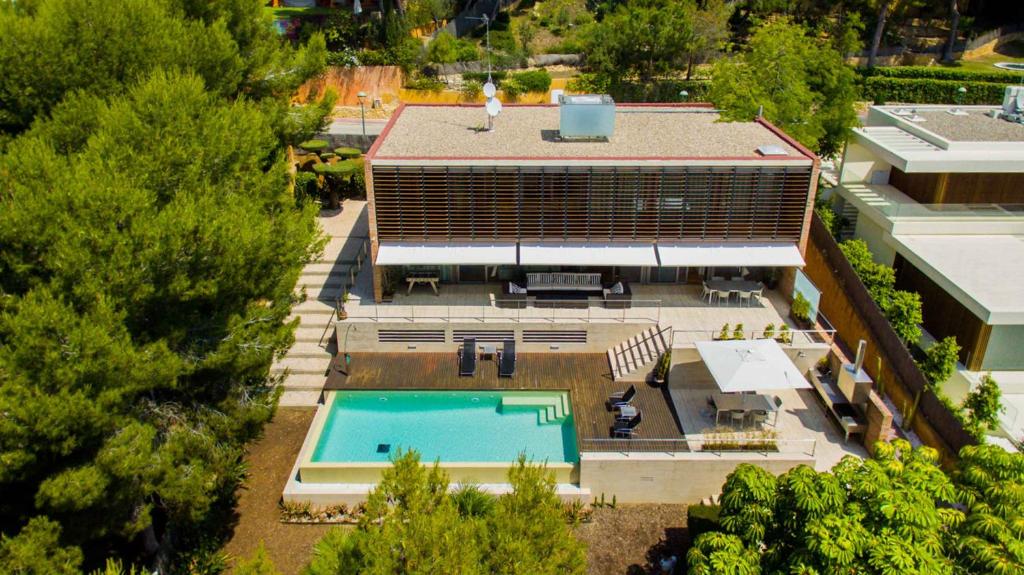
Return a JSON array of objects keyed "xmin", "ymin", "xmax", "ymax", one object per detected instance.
[
  {"xmin": 279, "ymin": 390, "xmax": 322, "ymax": 407},
  {"xmin": 292, "ymin": 300, "xmax": 337, "ymax": 315},
  {"xmin": 272, "ymin": 356, "xmax": 332, "ymax": 375},
  {"xmin": 302, "ymin": 262, "xmax": 353, "ymax": 275},
  {"xmin": 607, "ymin": 349, "xmax": 622, "ymax": 380},
  {"xmin": 298, "ymin": 273, "xmax": 347, "ymax": 288},
  {"xmin": 294, "ymin": 326, "xmax": 331, "ymax": 343},
  {"xmin": 284, "ymin": 342, "xmax": 333, "ymax": 359},
  {"xmin": 538, "ymin": 408, "xmax": 548, "ymax": 425},
  {"xmin": 281, "ymin": 373, "xmax": 328, "ymax": 390}
]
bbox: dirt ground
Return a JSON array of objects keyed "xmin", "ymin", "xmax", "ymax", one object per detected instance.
[
  {"xmin": 222, "ymin": 407, "xmax": 334, "ymax": 575},
  {"xmin": 576, "ymin": 504, "xmax": 690, "ymax": 575}
]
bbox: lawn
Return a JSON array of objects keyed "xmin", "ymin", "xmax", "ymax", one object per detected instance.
[{"xmin": 953, "ymin": 40, "xmax": 1024, "ymax": 73}]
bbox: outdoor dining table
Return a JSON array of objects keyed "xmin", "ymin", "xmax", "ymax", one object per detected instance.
[
  {"xmin": 705, "ymin": 279, "xmax": 765, "ymax": 293},
  {"xmin": 712, "ymin": 392, "xmax": 777, "ymax": 425}
]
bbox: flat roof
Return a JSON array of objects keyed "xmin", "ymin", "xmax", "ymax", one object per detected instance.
[
  {"xmin": 369, "ymin": 104, "xmax": 815, "ymax": 164},
  {"xmin": 891, "ymin": 234, "xmax": 1024, "ymax": 324},
  {"xmin": 912, "ymin": 108, "xmax": 1024, "ymax": 142},
  {"xmin": 855, "ymin": 104, "xmax": 1024, "ymax": 172}
]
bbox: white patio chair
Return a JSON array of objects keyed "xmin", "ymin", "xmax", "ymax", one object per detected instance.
[
  {"xmin": 714, "ymin": 290, "xmax": 731, "ymax": 306},
  {"xmin": 738, "ymin": 291, "xmax": 752, "ymax": 307},
  {"xmin": 712, "ymin": 275, "xmax": 724, "ymax": 281},
  {"xmin": 701, "ymin": 283, "xmax": 714, "ymax": 304},
  {"xmin": 751, "ymin": 288, "xmax": 764, "ymax": 307}
]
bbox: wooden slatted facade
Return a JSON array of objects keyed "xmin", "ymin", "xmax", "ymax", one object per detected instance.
[{"xmin": 371, "ymin": 164, "xmax": 814, "ymax": 242}]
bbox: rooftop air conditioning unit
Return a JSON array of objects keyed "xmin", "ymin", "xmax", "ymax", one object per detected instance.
[{"xmin": 558, "ymin": 94, "xmax": 615, "ymax": 140}]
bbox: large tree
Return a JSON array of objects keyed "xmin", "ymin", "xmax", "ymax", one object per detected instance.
[
  {"xmin": 0, "ymin": 0, "xmax": 327, "ymax": 570},
  {"xmin": 689, "ymin": 440, "xmax": 1024, "ymax": 574},
  {"xmin": 709, "ymin": 18, "xmax": 858, "ymax": 156},
  {"xmin": 581, "ymin": 0, "xmax": 695, "ymax": 83}
]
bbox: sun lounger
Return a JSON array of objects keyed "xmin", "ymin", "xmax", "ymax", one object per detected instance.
[
  {"xmin": 607, "ymin": 384, "xmax": 636, "ymax": 410},
  {"xmin": 459, "ymin": 338, "xmax": 476, "ymax": 376},
  {"xmin": 613, "ymin": 411, "xmax": 642, "ymax": 437},
  {"xmin": 498, "ymin": 339, "xmax": 516, "ymax": 377}
]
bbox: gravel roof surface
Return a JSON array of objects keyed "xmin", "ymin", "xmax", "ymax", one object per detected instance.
[
  {"xmin": 915, "ymin": 109, "xmax": 1024, "ymax": 142},
  {"xmin": 372, "ymin": 105, "xmax": 810, "ymax": 161}
]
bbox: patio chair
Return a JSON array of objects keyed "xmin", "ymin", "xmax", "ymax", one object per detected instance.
[
  {"xmin": 607, "ymin": 384, "xmax": 636, "ymax": 410},
  {"xmin": 498, "ymin": 339, "xmax": 516, "ymax": 378},
  {"xmin": 750, "ymin": 410, "xmax": 768, "ymax": 428},
  {"xmin": 613, "ymin": 411, "xmax": 643, "ymax": 438},
  {"xmin": 714, "ymin": 290, "xmax": 731, "ymax": 306},
  {"xmin": 458, "ymin": 338, "xmax": 476, "ymax": 377},
  {"xmin": 738, "ymin": 291, "xmax": 752, "ymax": 307},
  {"xmin": 751, "ymin": 288, "xmax": 764, "ymax": 306},
  {"xmin": 712, "ymin": 276, "xmax": 724, "ymax": 281},
  {"xmin": 701, "ymin": 283, "xmax": 714, "ymax": 304},
  {"xmin": 729, "ymin": 410, "xmax": 746, "ymax": 428}
]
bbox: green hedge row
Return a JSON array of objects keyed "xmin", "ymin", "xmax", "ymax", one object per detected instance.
[
  {"xmin": 861, "ymin": 77, "xmax": 1009, "ymax": 104},
  {"xmin": 859, "ymin": 65, "xmax": 1023, "ymax": 84},
  {"xmin": 462, "ymin": 69, "xmax": 551, "ymax": 94},
  {"xmin": 567, "ymin": 74, "xmax": 712, "ymax": 103}
]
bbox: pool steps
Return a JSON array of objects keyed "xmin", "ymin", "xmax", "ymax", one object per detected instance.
[{"xmin": 500, "ymin": 393, "xmax": 570, "ymax": 425}]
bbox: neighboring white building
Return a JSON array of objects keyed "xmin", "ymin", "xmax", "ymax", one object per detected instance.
[{"xmin": 828, "ymin": 91, "xmax": 1024, "ymax": 445}]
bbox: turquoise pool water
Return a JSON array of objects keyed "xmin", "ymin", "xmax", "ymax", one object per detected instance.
[{"xmin": 312, "ymin": 391, "xmax": 579, "ymax": 464}]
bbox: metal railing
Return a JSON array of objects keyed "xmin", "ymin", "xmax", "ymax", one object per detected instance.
[
  {"xmin": 579, "ymin": 437, "xmax": 817, "ymax": 457},
  {"xmin": 345, "ymin": 298, "xmax": 663, "ymax": 324},
  {"xmin": 670, "ymin": 328, "xmax": 836, "ymax": 347},
  {"xmin": 321, "ymin": 238, "xmax": 370, "ymax": 346}
]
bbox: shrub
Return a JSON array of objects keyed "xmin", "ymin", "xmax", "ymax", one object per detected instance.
[
  {"xmin": 791, "ymin": 292, "xmax": 811, "ymax": 323},
  {"xmin": 298, "ymin": 139, "xmax": 329, "ymax": 152},
  {"xmin": 333, "ymin": 147, "xmax": 361, "ymax": 159},
  {"xmin": 777, "ymin": 324, "xmax": 791, "ymax": 344},
  {"xmin": 718, "ymin": 323, "xmax": 730, "ymax": 341},
  {"xmin": 511, "ymin": 69, "xmax": 552, "ymax": 93},
  {"xmin": 462, "ymin": 71, "xmax": 508, "ymax": 84},
  {"xmin": 313, "ymin": 160, "xmax": 357, "ymax": 176},
  {"xmin": 544, "ymin": 38, "xmax": 584, "ymax": 54},
  {"xmin": 404, "ymin": 75, "xmax": 446, "ymax": 91},
  {"xmin": 568, "ymin": 75, "xmax": 713, "ymax": 102},
  {"xmin": 687, "ymin": 503, "xmax": 721, "ymax": 540},
  {"xmin": 918, "ymin": 336, "xmax": 961, "ymax": 389},
  {"xmin": 763, "ymin": 323, "xmax": 775, "ymax": 339},
  {"xmin": 654, "ymin": 351, "xmax": 671, "ymax": 382},
  {"xmin": 427, "ymin": 31, "xmax": 479, "ymax": 64},
  {"xmin": 461, "ymin": 80, "xmax": 482, "ymax": 100},
  {"xmin": 451, "ymin": 484, "xmax": 497, "ymax": 518}
]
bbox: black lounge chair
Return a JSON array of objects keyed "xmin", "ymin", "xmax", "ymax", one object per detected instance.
[
  {"xmin": 607, "ymin": 384, "xmax": 636, "ymax": 410},
  {"xmin": 613, "ymin": 411, "xmax": 642, "ymax": 437},
  {"xmin": 498, "ymin": 339, "xmax": 516, "ymax": 377},
  {"xmin": 459, "ymin": 338, "xmax": 476, "ymax": 376}
]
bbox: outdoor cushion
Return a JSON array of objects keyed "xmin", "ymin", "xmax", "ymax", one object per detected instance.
[
  {"xmin": 509, "ymin": 282, "xmax": 527, "ymax": 295},
  {"xmin": 610, "ymin": 282, "xmax": 625, "ymax": 295}
]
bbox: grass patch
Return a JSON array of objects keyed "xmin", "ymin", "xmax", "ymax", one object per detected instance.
[{"xmin": 953, "ymin": 40, "xmax": 1024, "ymax": 73}]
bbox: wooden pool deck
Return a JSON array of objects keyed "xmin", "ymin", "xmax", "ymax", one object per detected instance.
[{"xmin": 325, "ymin": 352, "xmax": 684, "ymax": 445}]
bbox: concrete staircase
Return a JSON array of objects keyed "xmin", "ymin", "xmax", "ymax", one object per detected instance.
[
  {"xmin": 275, "ymin": 201, "xmax": 370, "ymax": 407},
  {"xmin": 838, "ymin": 200, "xmax": 859, "ymax": 242},
  {"xmin": 607, "ymin": 326, "xmax": 671, "ymax": 382}
]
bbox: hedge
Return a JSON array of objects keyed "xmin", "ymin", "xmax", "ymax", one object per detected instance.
[
  {"xmin": 313, "ymin": 160, "xmax": 358, "ymax": 176},
  {"xmin": 463, "ymin": 69, "xmax": 551, "ymax": 94},
  {"xmin": 859, "ymin": 65, "xmax": 1023, "ymax": 84},
  {"xmin": 861, "ymin": 77, "xmax": 1009, "ymax": 105},
  {"xmin": 686, "ymin": 503, "xmax": 721, "ymax": 540}
]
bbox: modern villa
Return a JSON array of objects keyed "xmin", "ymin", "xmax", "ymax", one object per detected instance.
[
  {"xmin": 828, "ymin": 90, "xmax": 1024, "ymax": 443},
  {"xmin": 283, "ymin": 99, "xmax": 884, "ymax": 506}
]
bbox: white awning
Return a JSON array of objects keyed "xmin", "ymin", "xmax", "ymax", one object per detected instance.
[
  {"xmin": 656, "ymin": 243, "xmax": 804, "ymax": 267},
  {"xmin": 519, "ymin": 243, "xmax": 658, "ymax": 266},
  {"xmin": 695, "ymin": 339, "xmax": 811, "ymax": 393},
  {"xmin": 375, "ymin": 242, "xmax": 517, "ymax": 265}
]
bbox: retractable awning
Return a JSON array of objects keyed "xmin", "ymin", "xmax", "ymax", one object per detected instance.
[
  {"xmin": 656, "ymin": 243, "xmax": 804, "ymax": 267},
  {"xmin": 518, "ymin": 243, "xmax": 659, "ymax": 266},
  {"xmin": 375, "ymin": 242, "xmax": 518, "ymax": 265}
]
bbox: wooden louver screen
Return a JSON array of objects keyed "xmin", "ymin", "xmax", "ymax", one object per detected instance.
[{"xmin": 371, "ymin": 164, "xmax": 812, "ymax": 242}]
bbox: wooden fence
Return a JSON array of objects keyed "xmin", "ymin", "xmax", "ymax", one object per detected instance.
[{"xmin": 804, "ymin": 214, "xmax": 975, "ymax": 463}]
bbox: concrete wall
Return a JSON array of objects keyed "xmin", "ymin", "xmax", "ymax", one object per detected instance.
[
  {"xmin": 982, "ymin": 325, "xmax": 1024, "ymax": 371},
  {"xmin": 335, "ymin": 320, "xmax": 656, "ymax": 354},
  {"xmin": 853, "ymin": 213, "xmax": 898, "ymax": 267},
  {"xmin": 840, "ymin": 141, "xmax": 891, "ymax": 186},
  {"xmin": 579, "ymin": 452, "xmax": 810, "ymax": 503}
]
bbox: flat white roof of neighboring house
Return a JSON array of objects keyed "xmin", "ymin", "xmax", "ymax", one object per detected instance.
[
  {"xmin": 853, "ymin": 104, "xmax": 1024, "ymax": 173},
  {"xmin": 656, "ymin": 242, "xmax": 804, "ymax": 267},
  {"xmin": 890, "ymin": 234, "xmax": 1024, "ymax": 324},
  {"xmin": 368, "ymin": 104, "xmax": 816, "ymax": 165},
  {"xmin": 375, "ymin": 242, "xmax": 518, "ymax": 265},
  {"xmin": 518, "ymin": 243, "xmax": 659, "ymax": 266}
]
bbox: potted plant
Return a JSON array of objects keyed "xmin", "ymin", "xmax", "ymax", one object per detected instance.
[
  {"xmin": 653, "ymin": 350, "xmax": 672, "ymax": 384},
  {"xmin": 336, "ymin": 290, "xmax": 349, "ymax": 320},
  {"xmin": 777, "ymin": 324, "xmax": 792, "ymax": 344},
  {"xmin": 790, "ymin": 292, "xmax": 811, "ymax": 328},
  {"xmin": 717, "ymin": 323, "xmax": 730, "ymax": 341},
  {"xmin": 762, "ymin": 323, "xmax": 775, "ymax": 339},
  {"xmin": 732, "ymin": 323, "xmax": 745, "ymax": 340}
]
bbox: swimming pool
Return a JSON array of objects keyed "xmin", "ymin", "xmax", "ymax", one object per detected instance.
[
  {"xmin": 298, "ymin": 390, "xmax": 580, "ymax": 485},
  {"xmin": 312, "ymin": 390, "xmax": 578, "ymax": 463}
]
